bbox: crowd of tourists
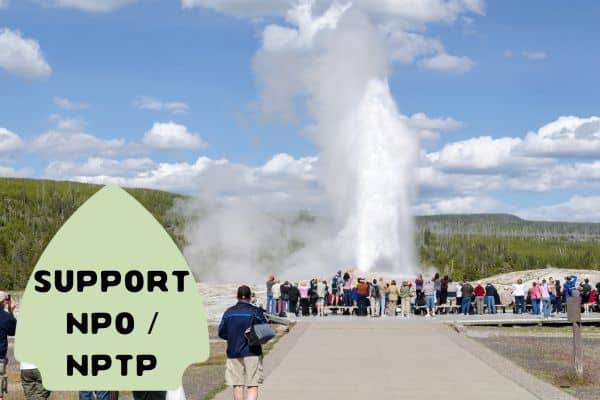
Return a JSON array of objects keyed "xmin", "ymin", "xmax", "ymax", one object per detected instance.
[{"xmin": 264, "ymin": 272, "xmax": 600, "ymax": 319}]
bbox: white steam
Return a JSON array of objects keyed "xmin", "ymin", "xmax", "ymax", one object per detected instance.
[
  {"xmin": 182, "ymin": 0, "xmax": 419, "ymax": 281},
  {"xmin": 255, "ymin": 2, "xmax": 418, "ymax": 273}
]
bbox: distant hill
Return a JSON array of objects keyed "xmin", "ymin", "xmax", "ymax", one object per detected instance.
[
  {"xmin": 0, "ymin": 178, "xmax": 598, "ymax": 288},
  {"xmin": 416, "ymin": 213, "xmax": 600, "ymax": 239},
  {"xmin": 0, "ymin": 178, "xmax": 185, "ymax": 289}
]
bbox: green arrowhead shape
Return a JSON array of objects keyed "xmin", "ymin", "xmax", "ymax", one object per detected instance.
[{"xmin": 15, "ymin": 185, "xmax": 209, "ymax": 390}]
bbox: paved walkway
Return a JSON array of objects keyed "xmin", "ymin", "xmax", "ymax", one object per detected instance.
[{"xmin": 215, "ymin": 318, "xmax": 573, "ymax": 400}]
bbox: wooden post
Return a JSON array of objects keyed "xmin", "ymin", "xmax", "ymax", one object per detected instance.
[
  {"xmin": 567, "ymin": 290, "xmax": 583, "ymax": 379},
  {"xmin": 573, "ymin": 321, "xmax": 583, "ymax": 378}
]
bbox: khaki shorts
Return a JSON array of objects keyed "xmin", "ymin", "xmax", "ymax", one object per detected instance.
[{"xmin": 225, "ymin": 356, "xmax": 264, "ymax": 387}]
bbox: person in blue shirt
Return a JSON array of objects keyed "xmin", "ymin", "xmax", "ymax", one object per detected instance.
[
  {"xmin": 564, "ymin": 275, "xmax": 577, "ymax": 298},
  {"xmin": 219, "ymin": 285, "xmax": 267, "ymax": 400}
]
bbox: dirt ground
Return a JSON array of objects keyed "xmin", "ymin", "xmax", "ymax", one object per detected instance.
[
  {"xmin": 5, "ymin": 325, "xmax": 227, "ymax": 400},
  {"xmin": 471, "ymin": 327, "xmax": 600, "ymax": 400}
]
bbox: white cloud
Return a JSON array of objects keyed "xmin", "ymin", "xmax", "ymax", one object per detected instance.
[
  {"xmin": 0, "ymin": 165, "xmax": 34, "ymax": 178},
  {"xmin": 523, "ymin": 51, "xmax": 547, "ymax": 60},
  {"xmin": 0, "ymin": 0, "xmax": 9, "ymax": 8},
  {"xmin": 31, "ymin": 117, "xmax": 127, "ymax": 159},
  {"xmin": 143, "ymin": 122, "xmax": 207, "ymax": 150},
  {"xmin": 46, "ymin": 157, "xmax": 156, "ymax": 179},
  {"xmin": 518, "ymin": 196, "xmax": 600, "ymax": 222},
  {"xmin": 404, "ymin": 112, "xmax": 462, "ymax": 141},
  {"xmin": 414, "ymin": 195, "xmax": 507, "ymax": 216},
  {"xmin": 0, "ymin": 28, "xmax": 52, "ymax": 79},
  {"xmin": 181, "ymin": 0, "xmax": 291, "ymax": 17},
  {"xmin": 0, "ymin": 127, "xmax": 24, "ymax": 156},
  {"xmin": 43, "ymin": 0, "xmax": 136, "ymax": 12},
  {"xmin": 53, "ymin": 96, "xmax": 90, "ymax": 110},
  {"xmin": 517, "ymin": 116, "xmax": 600, "ymax": 158},
  {"xmin": 418, "ymin": 52, "xmax": 474, "ymax": 73},
  {"xmin": 387, "ymin": 31, "xmax": 443, "ymax": 64},
  {"xmin": 134, "ymin": 96, "xmax": 190, "ymax": 115}
]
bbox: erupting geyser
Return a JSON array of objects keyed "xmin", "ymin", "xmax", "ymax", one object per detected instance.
[{"xmin": 256, "ymin": 2, "xmax": 419, "ymax": 274}]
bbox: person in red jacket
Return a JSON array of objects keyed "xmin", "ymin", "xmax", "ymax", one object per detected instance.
[{"xmin": 474, "ymin": 282, "xmax": 486, "ymax": 315}]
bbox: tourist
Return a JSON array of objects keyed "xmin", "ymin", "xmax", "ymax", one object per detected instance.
[
  {"xmin": 433, "ymin": 273, "xmax": 441, "ymax": 306},
  {"xmin": 474, "ymin": 282, "xmax": 485, "ymax": 315},
  {"xmin": 399, "ymin": 281, "xmax": 412, "ymax": 318},
  {"xmin": 287, "ymin": 283, "xmax": 300, "ymax": 316},
  {"xmin": 423, "ymin": 278, "xmax": 436, "ymax": 318},
  {"xmin": 266, "ymin": 275, "xmax": 275, "ymax": 314},
  {"xmin": 548, "ymin": 277, "xmax": 556, "ymax": 313},
  {"xmin": 529, "ymin": 282, "xmax": 541, "ymax": 315},
  {"xmin": 369, "ymin": 279, "xmax": 380, "ymax": 317},
  {"xmin": 440, "ymin": 275, "xmax": 449, "ymax": 306},
  {"xmin": 79, "ymin": 391, "xmax": 109, "ymax": 400},
  {"xmin": 461, "ymin": 282, "xmax": 473, "ymax": 315},
  {"xmin": 512, "ymin": 279, "xmax": 526, "ymax": 314},
  {"xmin": 377, "ymin": 278, "xmax": 387, "ymax": 316},
  {"xmin": 484, "ymin": 282, "xmax": 496, "ymax": 314},
  {"xmin": 447, "ymin": 279, "xmax": 458, "ymax": 312},
  {"xmin": 20, "ymin": 362, "xmax": 51, "ymax": 400},
  {"xmin": 387, "ymin": 280, "xmax": 400, "ymax": 317},
  {"xmin": 272, "ymin": 279, "xmax": 282, "ymax": 314},
  {"xmin": 0, "ymin": 292, "xmax": 16, "ymax": 400},
  {"xmin": 540, "ymin": 279, "xmax": 551, "ymax": 319},
  {"xmin": 456, "ymin": 281, "xmax": 463, "ymax": 312},
  {"xmin": 342, "ymin": 272, "xmax": 353, "ymax": 307},
  {"xmin": 219, "ymin": 285, "xmax": 267, "ymax": 400},
  {"xmin": 316, "ymin": 279, "xmax": 327, "ymax": 317},
  {"xmin": 415, "ymin": 274, "xmax": 424, "ymax": 297},
  {"xmin": 298, "ymin": 281, "xmax": 310, "ymax": 316},
  {"xmin": 355, "ymin": 278, "xmax": 369, "ymax": 316},
  {"xmin": 280, "ymin": 281, "xmax": 291, "ymax": 313},
  {"xmin": 331, "ymin": 270, "xmax": 343, "ymax": 306},
  {"xmin": 583, "ymin": 284, "xmax": 596, "ymax": 314},
  {"xmin": 564, "ymin": 275, "xmax": 577, "ymax": 298},
  {"xmin": 553, "ymin": 279, "xmax": 562, "ymax": 315}
]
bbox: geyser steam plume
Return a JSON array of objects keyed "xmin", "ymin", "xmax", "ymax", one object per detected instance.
[{"xmin": 255, "ymin": 1, "xmax": 418, "ymax": 274}]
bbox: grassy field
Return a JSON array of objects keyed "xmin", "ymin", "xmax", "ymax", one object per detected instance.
[{"xmin": 472, "ymin": 327, "xmax": 600, "ymax": 399}]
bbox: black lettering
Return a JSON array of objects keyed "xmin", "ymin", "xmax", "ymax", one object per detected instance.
[
  {"xmin": 147, "ymin": 271, "xmax": 168, "ymax": 292},
  {"xmin": 125, "ymin": 271, "xmax": 144, "ymax": 292},
  {"xmin": 67, "ymin": 354, "xmax": 87, "ymax": 376},
  {"xmin": 67, "ymin": 313, "xmax": 87, "ymax": 334},
  {"xmin": 172, "ymin": 270, "xmax": 190, "ymax": 292},
  {"xmin": 92, "ymin": 355, "xmax": 111, "ymax": 376},
  {"xmin": 115, "ymin": 354, "xmax": 133, "ymax": 376},
  {"xmin": 34, "ymin": 270, "xmax": 52, "ymax": 293},
  {"xmin": 91, "ymin": 313, "xmax": 111, "ymax": 334},
  {"xmin": 115, "ymin": 312, "xmax": 134, "ymax": 334},
  {"xmin": 100, "ymin": 270, "xmax": 121, "ymax": 292},
  {"xmin": 55, "ymin": 270, "xmax": 74, "ymax": 292},
  {"xmin": 137, "ymin": 355, "xmax": 157, "ymax": 376},
  {"xmin": 77, "ymin": 270, "xmax": 97, "ymax": 292}
]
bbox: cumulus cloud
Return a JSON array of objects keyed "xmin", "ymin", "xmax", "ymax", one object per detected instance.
[
  {"xmin": 41, "ymin": 0, "xmax": 136, "ymax": 12},
  {"xmin": 404, "ymin": 112, "xmax": 462, "ymax": 141},
  {"xmin": 134, "ymin": 96, "xmax": 190, "ymax": 115},
  {"xmin": 53, "ymin": 96, "xmax": 90, "ymax": 110},
  {"xmin": 418, "ymin": 52, "xmax": 474, "ymax": 73},
  {"xmin": 143, "ymin": 122, "xmax": 207, "ymax": 150},
  {"xmin": 414, "ymin": 195, "xmax": 507, "ymax": 216},
  {"xmin": 31, "ymin": 117, "xmax": 128, "ymax": 159},
  {"xmin": 518, "ymin": 196, "xmax": 600, "ymax": 222},
  {"xmin": 523, "ymin": 51, "xmax": 547, "ymax": 60},
  {"xmin": 0, "ymin": 28, "xmax": 52, "ymax": 79},
  {"xmin": 0, "ymin": 128, "xmax": 24, "ymax": 156},
  {"xmin": 387, "ymin": 31, "xmax": 443, "ymax": 64},
  {"xmin": 517, "ymin": 116, "xmax": 600, "ymax": 158}
]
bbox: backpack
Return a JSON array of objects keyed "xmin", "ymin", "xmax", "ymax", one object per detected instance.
[{"xmin": 370, "ymin": 284, "xmax": 379, "ymax": 298}]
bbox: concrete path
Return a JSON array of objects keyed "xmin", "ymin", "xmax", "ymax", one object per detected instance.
[{"xmin": 215, "ymin": 318, "xmax": 573, "ymax": 400}]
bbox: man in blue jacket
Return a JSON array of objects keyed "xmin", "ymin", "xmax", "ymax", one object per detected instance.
[
  {"xmin": 564, "ymin": 275, "xmax": 577, "ymax": 298},
  {"xmin": 218, "ymin": 285, "xmax": 266, "ymax": 400}
]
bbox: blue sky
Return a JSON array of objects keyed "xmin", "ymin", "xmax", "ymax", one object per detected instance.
[{"xmin": 1, "ymin": 0, "xmax": 599, "ymax": 221}]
